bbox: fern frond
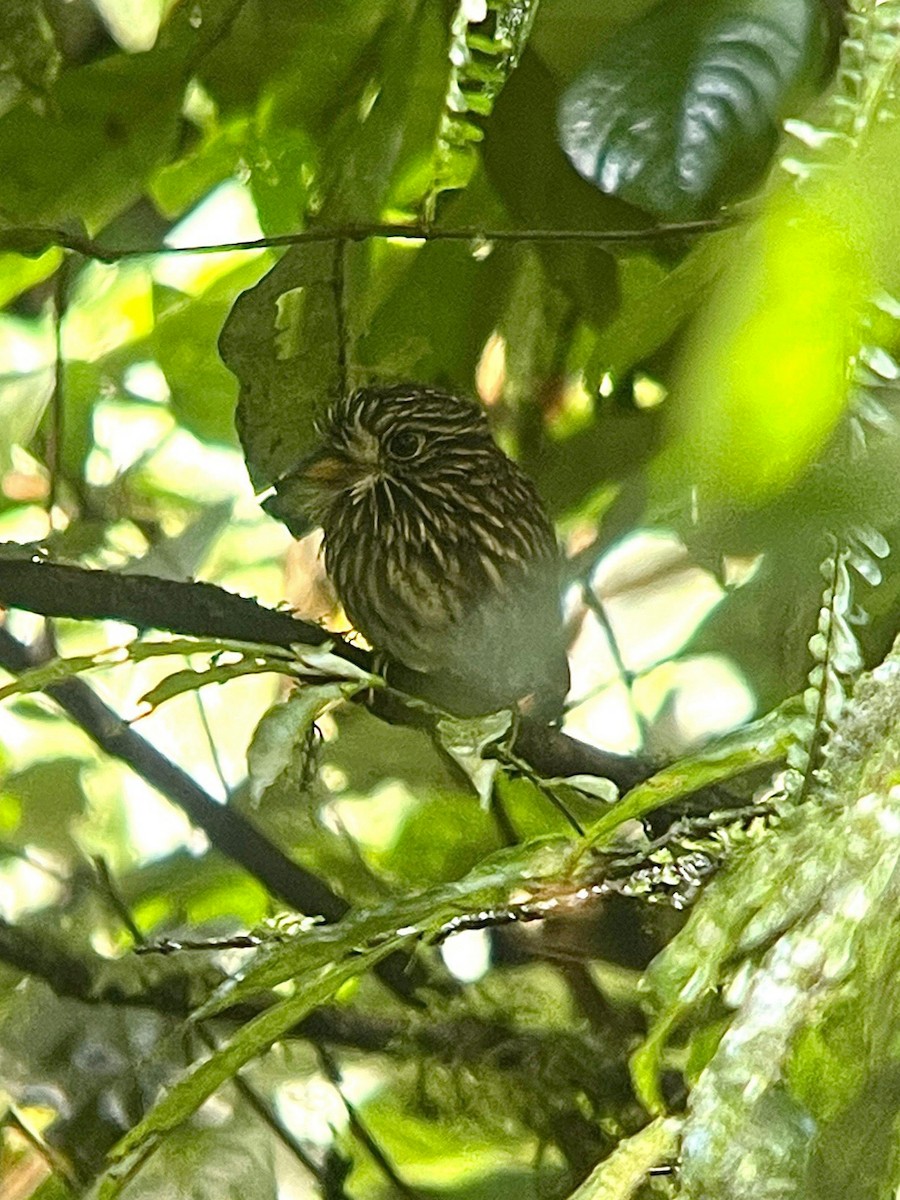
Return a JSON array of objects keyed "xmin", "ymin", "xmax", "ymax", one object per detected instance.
[
  {"xmin": 787, "ymin": 528, "xmax": 888, "ymax": 801},
  {"xmin": 782, "ymin": 0, "xmax": 900, "ymax": 180},
  {"xmin": 431, "ymin": 0, "xmax": 540, "ymax": 204}
]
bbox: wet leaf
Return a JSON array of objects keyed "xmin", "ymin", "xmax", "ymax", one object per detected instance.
[{"xmin": 558, "ymin": 0, "xmax": 836, "ymax": 219}]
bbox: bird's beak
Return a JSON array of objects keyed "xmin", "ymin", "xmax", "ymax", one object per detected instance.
[
  {"xmin": 277, "ymin": 447, "xmax": 370, "ymax": 494},
  {"xmin": 294, "ymin": 449, "xmax": 358, "ymax": 488},
  {"xmin": 262, "ymin": 448, "xmax": 363, "ymax": 536}
]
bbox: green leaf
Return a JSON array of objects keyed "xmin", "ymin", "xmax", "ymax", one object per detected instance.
[
  {"xmin": 0, "ymin": 758, "xmax": 89, "ymax": 858},
  {"xmin": 436, "ymin": 709, "xmax": 513, "ymax": 809},
  {"xmin": 195, "ymin": 0, "xmax": 389, "ymax": 124},
  {"xmin": 101, "ymin": 937, "xmax": 407, "ymax": 1183},
  {"xmin": 576, "ymin": 702, "xmax": 795, "ymax": 857},
  {"xmin": 635, "ymin": 630, "xmax": 900, "ymax": 1119},
  {"xmin": 152, "ymin": 257, "xmax": 274, "ymax": 447},
  {"xmin": 349, "ymin": 172, "xmax": 514, "ymax": 388},
  {"xmin": 0, "ymin": 48, "xmax": 187, "ymax": 232},
  {"xmin": 137, "ymin": 660, "xmax": 295, "ymax": 712},
  {"xmin": 246, "ymin": 682, "xmax": 356, "ymax": 802},
  {"xmin": 198, "ymin": 835, "xmax": 571, "ymax": 1016},
  {"xmin": 583, "ymin": 227, "xmax": 736, "ymax": 389},
  {"xmin": 106, "ymin": 1118, "xmax": 276, "ymax": 1200},
  {"xmin": 0, "ymin": 652, "xmax": 104, "ymax": 702},
  {"xmin": 0, "ymin": 637, "xmax": 296, "ymax": 706},
  {"xmin": 0, "ymin": 247, "xmax": 62, "ymax": 309},
  {"xmin": 0, "ymin": 367, "xmax": 54, "ymax": 472},
  {"xmin": 218, "ymin": 243, "xmax": 342, "ymax": 502},
  {"xmin": 654, "ymin": 187, "xmax": 872, "ymax": 510},
  {"xmin": 558, "ymin": 0, "xmax": 836, "ymax": 219}
]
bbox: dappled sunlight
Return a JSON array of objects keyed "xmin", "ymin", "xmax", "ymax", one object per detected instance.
[{"xmin": 1, "ymin": 0, "xmax": 899, "ymax": 1194}]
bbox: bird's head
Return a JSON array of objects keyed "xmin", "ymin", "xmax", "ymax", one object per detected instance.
[{"xmin": 269, "ymin": 385, "xmax": 499, "ymax": 535}]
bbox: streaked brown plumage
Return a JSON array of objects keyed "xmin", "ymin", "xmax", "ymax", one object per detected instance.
[{"xmin": 278, "ymin": 384, "xmax": 570, "ymax": 721}]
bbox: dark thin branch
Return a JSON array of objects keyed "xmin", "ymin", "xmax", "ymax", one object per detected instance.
[
  {"xmin": 0, "ymin": 556, "xmax": 654, "ymax": 790},
  {"xmin": 0, "ymin": 624, "xmax": 346, "ymax": 920},
  {"xmin": 580, "ymin": 581, "xmax": 651, "ymax": 747},
  {"xmin": 0, "ymin": 625, "xmax": 425, "ymax": 1002},
  {"xmin": 0, "ymin": 914, "xmax": 629, "ymax": 1094},
  {"xmin": 316, "ymin": 1045, "xmax": 424, "ymax": 1200},
  {"xmin": 2, "ymin": 212, "xmax": 744, "ymax": 264},
  {"xmin": 5, "ymin": 1106, "xmax": 82, "ymax": 1193}
]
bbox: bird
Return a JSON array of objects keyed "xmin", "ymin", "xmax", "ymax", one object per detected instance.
[{"xmin": 272, "ymin": 384, "xmax": 570, "ymax": 722}]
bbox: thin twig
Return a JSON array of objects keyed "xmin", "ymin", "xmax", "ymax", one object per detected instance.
[
  {"xmin": 5, "ymin": 1105, "xmax": 82, "ymax": 1192},
  {"xmin": 495, "ymin": 746, "xmax": 585, "ymax": 836},
  {"xmin": 91, "ymin": 856, "xmax": 144, "ymax": 944},
  {"xmin": 2, "ymin": 213, "xmax": 744, "ymax": 264},
  {"xmin": 48, "ymin": 254, "xmax": 72, "ymax": 522},
  {"xmin": 580, "ymin": 581, "xmax": 651, "ymax": 748},
  {"xmin": 316, "ymin": 1046, "xmax": 424, "ymax": 1200},
  {"xmin": 192, "ymin": 683, "xmax": 234, "ymax": 800}
]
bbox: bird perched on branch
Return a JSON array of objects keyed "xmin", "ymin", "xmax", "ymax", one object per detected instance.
[{"xmin": 273, "ymin": 384, "xmax": 570, "ymax": 722}]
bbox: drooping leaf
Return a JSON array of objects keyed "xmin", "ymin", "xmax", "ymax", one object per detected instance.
[
  {"xmin": 218, "ymin": 243, "xmax": 342, "ymax": 501},
  {"xmin": 136, "ymin": 660, "xmax": 294, "ymax": 713},
  {"xmin": 246, "ymin": 682, "xmax": 359, "ymax": 803}
]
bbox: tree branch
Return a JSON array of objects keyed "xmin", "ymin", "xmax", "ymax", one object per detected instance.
[
  {"xmin": 0, "ymin": 915, "xmax": 628, "ymax": 1097},
  {"xmin": 0, "ymin": 556, "xmax": 653, "ymax": 789},
  {"xmin": 0, "ymin": 623, "xmax": 426, "ymax": 1001}
]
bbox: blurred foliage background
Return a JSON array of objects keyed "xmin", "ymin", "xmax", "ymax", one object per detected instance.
[{"xmin": 1, "ymin": 0, "xmax": 900, "ymax": 1197}]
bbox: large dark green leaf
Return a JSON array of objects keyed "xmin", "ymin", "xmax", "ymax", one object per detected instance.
[
  {"xmin": 557, "ymin": 0, "xmax": 837, "ymax": 219},
  {"xmin": 152, "ymin": 257, "xmax": 273, "ymax": 447}
]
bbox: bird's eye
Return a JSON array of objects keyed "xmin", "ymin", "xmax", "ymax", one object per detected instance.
[{"xmin": 386, "ymin": 429, "xmax": 424, "ymax": 461}]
